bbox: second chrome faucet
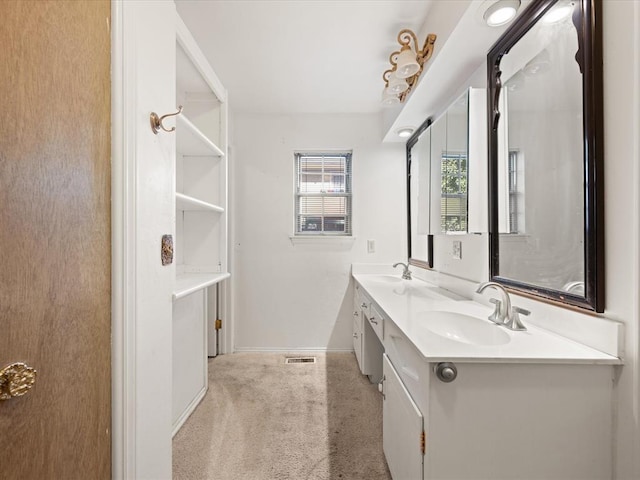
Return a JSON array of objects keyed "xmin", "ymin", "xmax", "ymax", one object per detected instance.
[
  {"xmin": 475, "ymin": 281, "xmax": 529, "ymax": 331},
  {"xmin": 393, "ymin": 262, "xmax": 412, "ymax": 280}
]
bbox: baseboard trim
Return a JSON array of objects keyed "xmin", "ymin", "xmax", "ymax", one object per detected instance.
[{"xmin": 171, "ymin": 385, "xmax": 208, "ymax": 438}]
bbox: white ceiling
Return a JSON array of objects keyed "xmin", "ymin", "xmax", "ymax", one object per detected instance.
[{"xmin": 175, "ymin": 0, "xmax": 435, "ymax": 114}]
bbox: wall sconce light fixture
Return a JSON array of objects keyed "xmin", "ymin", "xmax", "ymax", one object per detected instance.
[{"xmin": 382, "ymin": 29, "xmax": 437, "ymax": 104}]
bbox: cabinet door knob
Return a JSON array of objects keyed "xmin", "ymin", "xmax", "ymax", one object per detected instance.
[
  {"xmin": 370, "ymin": 317, "xmax": 378, "ymax": 325},
  {"xmin": 361, "ymin": 302, "xmax": 367, "ymax": 308},
  {"xmin": 353, "ymin": 333, "xmax": 358, "ymax": 338},
  {"xmin": 435, "ymin": 362, "xmax": 457, "ymax": 383}
]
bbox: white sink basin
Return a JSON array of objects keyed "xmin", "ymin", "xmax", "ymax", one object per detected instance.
[
  {"xmin": 418, "ymin": 311, "xmax": 511, "ymax": 346},
  {"xmin": 368, "ymin": 275, "xmax": 403, "ymax": 284},
  {"xmin": 391, "ymin": 284, "xmax": 461, "ymax": 301}
]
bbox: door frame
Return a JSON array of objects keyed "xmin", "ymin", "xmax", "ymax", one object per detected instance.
[
  {"xmin": 111, "ymin": 1, "xmax": 135, "ymax": 477},
  {"xmin": 112, "ymin": 1, "xmax": 177, "ymax": 477}
]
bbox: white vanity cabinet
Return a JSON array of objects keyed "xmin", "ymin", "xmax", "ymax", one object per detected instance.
[
  {"xmin": 353, "ymin": 273, "xmax": 619, "ymax": 480},
  {"xmin": 353, "ymin": 284, "xmax": 384, "ymax": 383},
  {"xmin": 381, "ymin": 322, "xmax": 614, "ymax": 480},
  {"xmin": 171, "ymin": 14, "xmax": 230, "ymax": 436}
]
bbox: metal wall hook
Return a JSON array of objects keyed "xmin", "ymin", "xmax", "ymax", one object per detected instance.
[{"xmin": 150, "ymin": 105, "xmax": 183, "ymax": 134}]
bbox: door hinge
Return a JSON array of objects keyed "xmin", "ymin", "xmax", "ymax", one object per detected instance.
[
  {"xmin": 420, "ymin": 430, "xmax": 426, "ymax": 455},
  {"xmin": 215, "ymin": 319, "xmax": 222, "ymax": 330}
]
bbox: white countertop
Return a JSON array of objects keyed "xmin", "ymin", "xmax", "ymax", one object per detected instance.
[{"xmin": 353, "ymin": 273, "xmax": 621, "ymax": 365}]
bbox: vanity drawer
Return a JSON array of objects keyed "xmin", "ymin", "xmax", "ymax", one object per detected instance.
[
  {"xmin": 368, "ymin": 304, "xmax": 384, "ymax": 342},
  {"xmin": 354, "ymin": 283, "xmax": 371, "ymax": 317}
]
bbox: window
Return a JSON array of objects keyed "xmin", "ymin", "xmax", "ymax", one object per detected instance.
[
  {"xmin": 295, "ymin": 152, "xmax": 352, "ymax": 236},
  {"xmin": 441, "ymin": 152, "xmax": 468, "ymax": 232}
]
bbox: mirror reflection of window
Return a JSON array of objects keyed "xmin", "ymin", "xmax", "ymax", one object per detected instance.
[
  {"xmin": 441, "ymin": 152, "xmax": 468, "ymax": 232},
  {"xmin": 507, "ymin": 150, "xmax": 524, "ymax": 234}
]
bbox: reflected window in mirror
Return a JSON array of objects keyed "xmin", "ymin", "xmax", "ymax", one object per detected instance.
[
  {"xmin": 441, "ymin": 152, "xmax": 468, "ymax": 232},
  {"xmin": 506, "ymin": 150, "xmax": 525, "ymax": 233}
]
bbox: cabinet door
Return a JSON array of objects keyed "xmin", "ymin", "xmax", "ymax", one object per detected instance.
[
  {"xmin": 172, "ymin": 290, "xmax": 207, "ymax": 434},
  {"xmin": 383, "ymin": 354, "xmax": 424, "ymax": 480}
]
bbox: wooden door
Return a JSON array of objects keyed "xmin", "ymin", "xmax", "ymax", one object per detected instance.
[
  {"xmin": 383, "ymin": 354, "xmax": 424, "ymax": 480},
  {"xmin": 0, "ymin": 2, "xmax": 111, "ymax": 478}
]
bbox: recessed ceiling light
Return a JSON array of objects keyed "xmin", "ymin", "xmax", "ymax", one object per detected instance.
[
  {"xmin": 542, "ymin": 3, "xmax": 574, "ymax": 24},
  {"xmin": 483, "ymin": 0, "xmax": 521, "ymax": 27},
  {"xmin": 397, "ymin": 127, "xmax": 415, "ymax": 138}
]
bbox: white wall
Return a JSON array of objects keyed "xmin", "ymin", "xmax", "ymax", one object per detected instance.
[
  {"xmin": 231, "ymin": 113, "xmax": 406, "ymax": 351},
  {"xmin": 604, "ymin": 2, "xmax": 640, "ymax": 478}
]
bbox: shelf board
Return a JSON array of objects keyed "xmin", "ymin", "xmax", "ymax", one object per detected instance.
[
  {"xmin": 176, "ymin": 193, "xmax": 224, "ymax": 213},
  {"xmin": 173, "ymin": 272, "xmax": 231, "ymax": 301},
  {"xmin": 177, "ymin": 114, "xmax": 224, "ymax": 157}
]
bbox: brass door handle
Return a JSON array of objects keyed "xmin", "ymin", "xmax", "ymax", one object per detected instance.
[{"xmin": 0, "ymin": 362, "xmax": 37, "ymax": 400}]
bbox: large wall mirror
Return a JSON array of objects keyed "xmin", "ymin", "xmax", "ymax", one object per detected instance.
[
  {"xmin": 407, "ymin": 117, "xmax": 434, "ymax": 269},
  {"xmin": 408, "ymin": 88, "xmax": 489, "ymax": 268},
  {"xmin": 487, "ymin": 0, "xmax": 604, "ymax": 311}
]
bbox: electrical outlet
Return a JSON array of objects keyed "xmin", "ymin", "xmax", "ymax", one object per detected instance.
[
  {"xmin": 367, "ymin": 239, "xmax": 376, "ymax": 253},
  {"xmin": 452, "ymin": 240, "xmax": 462, "ymax": 260}
]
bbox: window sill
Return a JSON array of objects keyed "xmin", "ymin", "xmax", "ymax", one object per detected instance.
[{"xmin": 289, "ymin": 235, "xmax": 357, "ymax": 246}]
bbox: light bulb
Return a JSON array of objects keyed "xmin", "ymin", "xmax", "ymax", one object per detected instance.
[
  {"xmin": 381, "ymin": 89, "xmax": 400, "ymax": 106},
  {"xmin": 395, "ymin": 47, "xmax": 420, "ymax": 79},
  {"xmin": 386, "ymin": 72, "xmax": 409, "ymax": 95}
]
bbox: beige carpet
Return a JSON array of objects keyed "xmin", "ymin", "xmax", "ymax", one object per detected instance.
[{"xmin": 173, "ymin": 352, "xmax": 391, "ymax": 480}]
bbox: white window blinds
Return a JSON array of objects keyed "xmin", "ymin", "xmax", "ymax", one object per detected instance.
[{"xmin": 295, "ymin": 152, "xmax": 352, "ymax": 235}]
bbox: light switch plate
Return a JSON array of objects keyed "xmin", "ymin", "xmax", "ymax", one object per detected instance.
[
  {"xmin": 452, "ymin": 240, "xmax": 462, "ymax": 260},
  {"xmin": 367, "ymin": 239, "xmax": 376, "ymax": 253}
]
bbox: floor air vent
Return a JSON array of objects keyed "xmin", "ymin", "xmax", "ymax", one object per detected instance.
[{"xmin": 285, "ymin": 356, "xmax": 317, "ymax": 364}]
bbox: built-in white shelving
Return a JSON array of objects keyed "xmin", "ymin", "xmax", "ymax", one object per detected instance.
[
  {"xmin": 176, "ymin": 192, "xmax": 224, "ymax": 213},
  {"xmin": 174, "ymin": 272, "xmax": 231, "ymax": 301},
  {"xmin": 172, "ymin": 13, "xmax": 229, "ymax": 437},
  {"xmin": 176, "ymin": 114, "xmax": 225, "ymax": 157}
]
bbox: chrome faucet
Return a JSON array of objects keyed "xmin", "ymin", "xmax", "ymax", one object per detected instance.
[
  {"xmin": 475, "ymin": 281, "xmax": 529, "ymax": 331},
  {"xmin": 393, "ymin": 262, "xmax": 412, "ymax": 280}
]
